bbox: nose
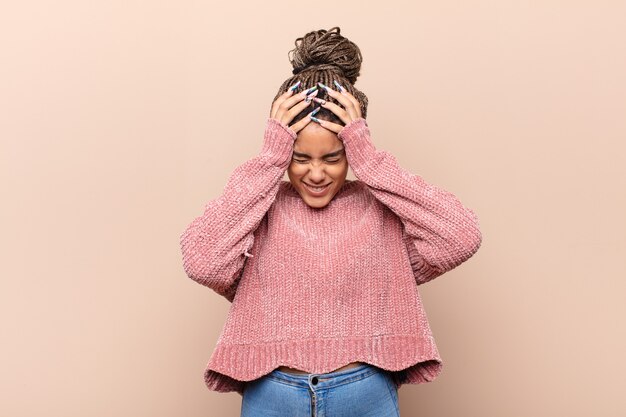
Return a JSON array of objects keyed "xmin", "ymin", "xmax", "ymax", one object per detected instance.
[{"xmin": 307, "ymin": 163, "xmax": 327, "ymax": 183}]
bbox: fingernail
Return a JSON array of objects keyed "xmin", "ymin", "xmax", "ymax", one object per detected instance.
[
  {"xmin": 310, "ymin": 107, "xmax": 321, "ymax": 117},
  {"xmin": 333, "ymin": 80, "xmax": 345, "ymax": 93},
  {"xmin": 303, "ymin": 85, "xmax": 318, "ymax": 96},
  {"xmin": 289, "ymin": 80, "xmax": 301, "ymax": 92},
  {"xmin": 305, "ymin": 89, "xmax": 319, "ymax": 102},
  {"xmin": 317, "ymin": 82, "xmax": 331, "ymax": 92},
  {"xmin": 310, "ymin": 116, "xmax": 321, "ymax": 123}
]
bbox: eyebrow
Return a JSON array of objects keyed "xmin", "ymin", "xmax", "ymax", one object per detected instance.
[{"xmin": 292, "ymin": 148, "xmax": 345, "ymax": 158}]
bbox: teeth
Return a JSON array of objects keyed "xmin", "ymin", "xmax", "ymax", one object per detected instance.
[{"xmin": 305, "ymin": 183, "xmax": 329, "ymax": 192}]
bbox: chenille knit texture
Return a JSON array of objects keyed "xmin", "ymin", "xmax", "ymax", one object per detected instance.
[{"xmin": 179, "ymin": 116, "xmax": 482, "ymax": 395}]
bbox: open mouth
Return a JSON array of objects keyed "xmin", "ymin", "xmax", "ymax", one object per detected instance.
[{"xmin": 303, "ymin": 182, "xmax": 331, "ymax": 195}]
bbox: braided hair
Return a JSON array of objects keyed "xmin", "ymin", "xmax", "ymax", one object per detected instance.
[{"xmin": 273, "ymin": 26, "xmax": 369, "ymax": 126}]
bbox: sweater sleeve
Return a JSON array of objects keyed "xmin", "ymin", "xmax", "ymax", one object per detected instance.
[
  {"xmin": 337, "ymin": 118, "xmax": 482, "ymax": 285},
  {"xmin": 179, "ymin": 118, "xmax": 297, "ymax": 301}
]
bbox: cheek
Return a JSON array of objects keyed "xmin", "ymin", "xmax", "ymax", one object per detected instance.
[
  {"xmin": 330, "ymin": 161, "xmax": 349, "ymax": 177},
  {"xmin": 287, "ymin": 163, "xmax": 307, "ymax": 177}
]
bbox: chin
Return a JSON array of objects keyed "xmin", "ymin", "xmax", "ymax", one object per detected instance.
[{"xmin": 302, "ymin": 196, "xmax": 332, "ymax": 209}]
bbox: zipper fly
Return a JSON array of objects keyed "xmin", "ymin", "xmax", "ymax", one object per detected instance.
[{"xmin": 311, "ymin": 390, "xmax": 317, "ymax": 416}]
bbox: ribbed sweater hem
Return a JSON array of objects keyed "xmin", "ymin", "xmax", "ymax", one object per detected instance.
[{"xmin": 203, "ymin": 334, "xmax": 443, "ymax": 395}]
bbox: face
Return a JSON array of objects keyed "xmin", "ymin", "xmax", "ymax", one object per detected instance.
[{"xmin": 288, "ymin": 121, "xmax": 348, "ymax": 209}]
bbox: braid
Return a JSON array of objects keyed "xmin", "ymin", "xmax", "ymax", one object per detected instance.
[{"xmin": 274, "ymin": 27, "xmax": 369, "ymax": 126}]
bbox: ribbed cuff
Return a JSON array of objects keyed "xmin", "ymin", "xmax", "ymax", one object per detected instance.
[
  {"xmin": 337, "ymin": 118, "xmax": 378, "ymax": 172},
  {"xmin": 260, "ymin": 118, "xmax": 297, "ymax": 167}
]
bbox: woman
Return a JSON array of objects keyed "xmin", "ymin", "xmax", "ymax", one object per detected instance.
[{"xmin": 180, "ymin": 27, "xmax": 482, "ymax": 417}]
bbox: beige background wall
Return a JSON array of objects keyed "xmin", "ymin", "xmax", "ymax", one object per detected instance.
[{"xmin": 1, "ymin": 1, "xmax": 625, "ymax": 416}]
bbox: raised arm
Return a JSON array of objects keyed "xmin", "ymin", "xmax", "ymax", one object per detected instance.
[
  {"xmin": 179, "ymin": 82, "xmax": 324, "ymax": 301},
  {"xmin": 338, "ymin": 118, "xmax": 483, "ymax": 285},
  {"xmin": 179, "ymin": 118, "xmax": 296, "ymax": 301}
]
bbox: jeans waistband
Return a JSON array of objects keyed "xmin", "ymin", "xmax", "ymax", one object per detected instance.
[{"xmin": 266, "ymin": 363, "xmax": 381, "ymax": 390}]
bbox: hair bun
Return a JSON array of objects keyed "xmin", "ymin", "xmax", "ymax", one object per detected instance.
[{"xmin": 288, "ymin": 27, "xmax": 362, "ymax": 84}]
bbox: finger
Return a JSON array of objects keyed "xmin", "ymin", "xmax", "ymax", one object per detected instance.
[
  {"xmin": 316, "ymin": 83, "xmax": 359, "ymax": 122},
  {"xmin": 282, "ymin": 94, "xmax": 319, "ymax": 125},
  {"xmin": 275, "ymin": 87, "xmax": 318, "ymax": 122},
  {"xmin": 289, "ymin": 107, "xmax": 319, "ymax": 133},
  {"xmin": 269, "ymin": 81, "xmax": 304, "ymax": 118},
  {"xmin": 310, "ymin": 117, "xmax": 344, "ymax": 135},
  {"xmin": 338, "ymin": 91, "xmax": 362, "ymax": 119},
  {"xmin": 276, "ymin": 90, "xmax": 319, "ymax": 126},
  {"xmin": 270, "ymin": 88, "xmax": 296, "ymax": 119},
  {"xmin": 310, "ymin": 97, "xmax": 349, "ymax": 122},
  {"xmin": 332, "ymin": 80, "xmax": 362, "ymax": 118}
]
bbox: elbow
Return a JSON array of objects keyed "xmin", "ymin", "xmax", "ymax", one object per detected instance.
[
  {"xmin": 181, "ymin": 253, "xmax": 231, "ymax": 295},
  {"xmin": 435, "ymin": 210, "xmax": 483, "ymax": 272},
  {"xmin": 466, "ymin": 209, "xmax": 483, "ymax": 257},
  {"xmin": 181, "ymin": 249, "xmax": 213, "ymax": 285},
  {"xmin": 179, "ymin": 231, "xmax": 245, "ymax": 299},
  {"xmin": 469, "ymin": 226, "xmax": 483, "ymax": 258},
  {"xmin": 182, "ymin": 258, "xmax": 241, "ymax": 302},
  {"xmin": 179, "ymin": 227, "xmax": 216, "ymax": 285},
  {"xmin": 451, "ymin": 210, "xmax": 483, "ymax": 268}
]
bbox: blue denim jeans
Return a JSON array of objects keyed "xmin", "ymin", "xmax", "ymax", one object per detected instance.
[{"xmin": 240, "ymin": 363, "xmax": 400, "ymax": 417}]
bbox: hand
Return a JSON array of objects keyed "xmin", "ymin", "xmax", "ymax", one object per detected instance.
[
  {"xmin": 309, "ymin": 81, "xmax": 363, "ymax": 133},
  {"xmin": 269, "ymin": 84, "xmax": 320, "ymax": 134}
]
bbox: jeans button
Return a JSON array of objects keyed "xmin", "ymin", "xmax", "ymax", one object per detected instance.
[{"xmin": 311, "ymin": 376, "xmax": 318, "ymax": 385}]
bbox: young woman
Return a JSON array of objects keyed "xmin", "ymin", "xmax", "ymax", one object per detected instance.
[{"xmin": 180, "ymin": 27, "xmax": 482, "ymax": 417}]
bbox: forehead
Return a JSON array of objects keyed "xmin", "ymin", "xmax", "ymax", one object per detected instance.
[{"xmin": 294, "ymin": 123, "xmax": 343, "ymax": 154}]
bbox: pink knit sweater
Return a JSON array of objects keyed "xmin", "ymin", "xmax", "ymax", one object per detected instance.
[{"xmin": 179, "ymin": 117, "xmax": 482, "ymax": 395}]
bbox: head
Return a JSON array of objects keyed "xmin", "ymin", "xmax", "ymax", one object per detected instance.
[{"xmin": 273, "ymin": 26, "xmax": 369, "ymax": 208}]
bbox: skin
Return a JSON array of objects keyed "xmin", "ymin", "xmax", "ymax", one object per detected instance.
[
  {"xmin": 269, "ymin": 82, "xmax": 364, "ymax": 209},
  {"xmin": 287, "ymin": 122, "xmax": 348, "ymax": 209},
  {"xmin": 268, "ymin": 83, "xmax": 366, "ymax": 372}
]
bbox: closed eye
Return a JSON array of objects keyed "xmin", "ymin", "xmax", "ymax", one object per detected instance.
[{"xmin": 293, "ymin": 158, "xmax": 342, "ymax": 163}]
